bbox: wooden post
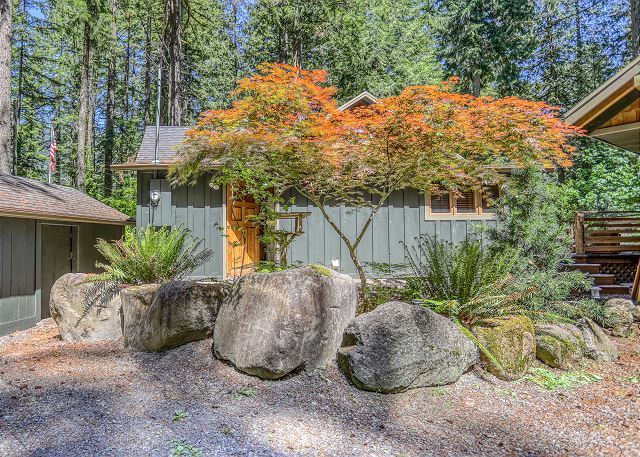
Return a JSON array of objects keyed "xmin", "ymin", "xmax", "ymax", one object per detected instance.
[
  {"xmin": 574, "ymin": 212, "xmax": 585, "ymax": 256},
  {"xmin": 632, "ymin": 258, "xmax": 640, "ymax": 302}
]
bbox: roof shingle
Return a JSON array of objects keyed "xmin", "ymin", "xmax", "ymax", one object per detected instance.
[{"xmin": 0, "ymin": 173, "xmax": 132, "ymax": 224}]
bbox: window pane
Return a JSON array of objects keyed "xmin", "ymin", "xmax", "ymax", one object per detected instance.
[
  {"xmin": 456, "ymin": 191, "xmax": 475, "ymax": 213},
  {"xmin": 482, "ymin": 186, "xmax": 500, "ymax": 212},
  {"xmin": 430, "ymin": 193, "xmax": 451, "ymax": 213}
]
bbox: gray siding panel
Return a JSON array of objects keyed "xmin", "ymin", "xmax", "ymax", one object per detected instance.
[
  {"xmin": 137, "ymin": 172, "xmax": 225, "ymax": 279},
  {"xmin": 284, "ymin": 189, "xmax": 492, "ymax": 277},
  {"xmin": 136, "ymin": 175, "xmax": 493, "ymax": 279},
  {"xmin": 0, "ymin": 217, "xmax": 38, "ymax": 336}
]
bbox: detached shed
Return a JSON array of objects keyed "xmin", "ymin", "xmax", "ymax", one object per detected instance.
[{"xmin": 0, "ymin": 173, "xmax": 132, "ymax": 336}]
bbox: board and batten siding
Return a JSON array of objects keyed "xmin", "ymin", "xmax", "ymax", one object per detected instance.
[
  {"xmin": 137, "ymin": 172, "xmax": 225, "ymax": 279},
  {"xmin": 280, "ymin": 189, "xmax": 496, "ymax": 276},
  {"xmin": 0, "ymin": 217, "xmax": 38, "ymax": 336},
  {"xmin": 136, "ymin": 174, "xmax": 494, "ymax": 279}
]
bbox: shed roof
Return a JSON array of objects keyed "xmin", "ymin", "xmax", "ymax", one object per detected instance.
[
  {"xmin": 112, "ymin": 91, "xmax": 380, "ymax": 171},
  {"xmin": 0, "ymin": 173, "xmax": 133, "ymax": 225}
]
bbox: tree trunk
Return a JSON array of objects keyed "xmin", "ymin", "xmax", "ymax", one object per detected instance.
[
  {"xmin": 104, "ymin": 0, "xmax": 117, "ymax": 196},
  {"xmin": 143, "ymin": 0, "xmax": 152, "ymax": 125},
  {"xmin": 632, "ymin": 0, "xmax": 640, "ymax": 58},
  {"xmin": 0, "ymin": 0, "xmax": 12, "ymax": 174},
  {"xmin": 76, "ymin": 19, "xmax": 92, "ymax": 192},
  {"xmin": 164, "ymin": 0, "xmax": 182, "ymax": 126},
  {"xmin": 292, "ymin": 1, "xmax": 301, "ymax": 68},
  {"xmin": 12, "ymin": 0, "xmax": 25, "ymax": 176},
  {"xmin": 472, "ymin": 71, "xmax": 481, "ymax": 97}
]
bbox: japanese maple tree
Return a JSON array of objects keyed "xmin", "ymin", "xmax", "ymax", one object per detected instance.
[{"xmin": 170, "ymin": 63, "xmax": 580, "ymax": 306}]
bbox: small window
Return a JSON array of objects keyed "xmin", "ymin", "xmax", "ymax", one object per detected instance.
[
  {"xmin": 482, "ymin": 185, "xmax": 500, "ymax": 213},
  {"xmin": 456, "ymin": 191, "xmax": 476, "ymax": 214},
  {"xmin": 430, "ymin": 193, "xmax": 451, "ymax": 213}
]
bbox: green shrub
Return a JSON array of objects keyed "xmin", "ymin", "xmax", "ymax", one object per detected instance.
[
  {"xmin": 93, "ymin": 225, "xmax": 212, "ymax": 285},
  {"xmin": 487, "ymin": 167, "xmax": 575, "ymax": 270},
  {"xmin": 78, "ymin": 225, "xmax": 212, "ymax": 324},
  {"xmin": 404, "ymin": 235, "xmax": 521, "ymax": 305},
  {"xmin": 403, "ymin": 235, "xmax": 592, "ymax": 326}
]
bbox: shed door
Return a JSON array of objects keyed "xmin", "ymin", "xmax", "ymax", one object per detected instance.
[{"xmin": 40, "ymin": 224, "xmax": 77, "ymax": 318}]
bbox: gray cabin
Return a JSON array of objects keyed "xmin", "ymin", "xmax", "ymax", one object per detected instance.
[
  {"xmin": 112, "ymin": 92, "xmax": 498, "ymax": 279},
  {"xmin": 0, "ymin": 173, "xmax": 132, "ymax": 336}
]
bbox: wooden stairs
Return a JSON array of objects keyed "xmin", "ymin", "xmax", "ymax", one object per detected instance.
[{"xmin": 566, "ymin": 254, "xmax": 633, "ymax": 297}]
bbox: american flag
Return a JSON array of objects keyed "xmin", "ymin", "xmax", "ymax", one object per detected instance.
[{"xmin": 49, "ymin": 130, "xmax": 57, "ymax": 173}]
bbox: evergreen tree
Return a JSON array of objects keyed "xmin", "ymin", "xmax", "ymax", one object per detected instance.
[
  {"xmin": 326, "ymin": 0, "xmax": 441, "ymax": 101},
  {"xmin": 435, "ymin": 0, "xmax": 536, "ymax": 97}
]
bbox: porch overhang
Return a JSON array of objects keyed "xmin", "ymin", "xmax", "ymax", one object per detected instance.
[{"xmin": 565, "ymin": 56, "xmax": 640, "ymax": 153}]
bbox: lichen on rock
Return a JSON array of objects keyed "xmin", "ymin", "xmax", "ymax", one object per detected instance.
[
  {"xmin": 535, "ymin": 323, "xmax": 585, "ymax": 369},
  {"xmin": 471, "ymin": 315, "xmax": 535, "ymax": 381}
]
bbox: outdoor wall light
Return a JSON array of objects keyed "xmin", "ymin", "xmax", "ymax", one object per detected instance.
[
  {"xmin": 209, "ymin": 182, "xmax": 220, "ymax": 190},
  {"xmin": 149, "ymin": 190, "xmax": 161, "ymax": 208}
]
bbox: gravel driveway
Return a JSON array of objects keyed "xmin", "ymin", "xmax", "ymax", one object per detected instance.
[{"xmin": 1, "ymin": 319, "xmax": 638, "ymax": 457}]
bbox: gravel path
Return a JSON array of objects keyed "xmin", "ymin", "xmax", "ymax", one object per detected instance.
[{"xmin": 1, "ymin": 319, "xmax": 638, "ymax": 457}]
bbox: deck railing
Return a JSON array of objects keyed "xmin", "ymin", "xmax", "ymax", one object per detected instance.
[{"xmin": 574, "ymin": 211, "xmax": 640, "ymax": 255}]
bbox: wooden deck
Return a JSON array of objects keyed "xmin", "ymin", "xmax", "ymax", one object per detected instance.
[{"xmin": 573, "ymin": 211, "xmax": 640, "ymax": 298}]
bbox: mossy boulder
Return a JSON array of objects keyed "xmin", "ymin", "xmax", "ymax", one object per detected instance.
[
  {"xmin": 577, "ymin": 318, "xmax": 618, "ymax": 362},
  {"xmin": 471, "ymin": 315, "xmax": 535, "ymax": 381},
  {"xmin": 535, "ymin": 323, "xmax": 585, "ymax": 370},
  {"xmin": 603, "ymin": 299, "xmax": 637, "ymax": 337}
]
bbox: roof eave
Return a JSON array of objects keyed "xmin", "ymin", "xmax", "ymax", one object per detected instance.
[
  {"xmin": 565, "ymin": 55, "xmax": 640, "ymax": 127},
  {"xmin": 110, "ymin": 162, "xmax": 173, "ymax": 171},
  {"xmin": 338, "ymin": 91, "xmax": 379, "ymax": 111},
  {"xmin": 0, "ymin": 208, "xmax": 134, "ymax": 225}
]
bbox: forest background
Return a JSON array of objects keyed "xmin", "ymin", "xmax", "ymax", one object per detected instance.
[{"xmin": 0, "ymin": 0, "xmax": 639, "ymax": 216}]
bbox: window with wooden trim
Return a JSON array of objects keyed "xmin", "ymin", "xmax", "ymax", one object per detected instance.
[
  {"xmin": 481, "ymin": 185, "xmax": 500, "ymax": 213},
  {"xmin": 426, "ymin": 187, "xmax": 500, "ymax": 219},
  {"xmin": 430, "ymin": 192, "xmax": 451, "ymax": 213},
  {"xmin": 456, "ymin": 191, "xmax": 476, "ymax": 213}
]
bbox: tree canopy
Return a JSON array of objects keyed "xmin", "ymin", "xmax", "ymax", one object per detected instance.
[{"xmin": 171, "ymin": 63, "xmax": 580, "ymax": 304}]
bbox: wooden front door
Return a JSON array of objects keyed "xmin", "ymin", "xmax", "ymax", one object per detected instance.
[{"xmin": 226, "ymin": 188, "xmax": 262, "ymax": 277}]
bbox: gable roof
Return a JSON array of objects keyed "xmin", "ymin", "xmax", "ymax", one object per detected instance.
[
  {"xmin": 0, "ymin": 173, "xmax": 132, "ymax": 225},
  {"xmin": 338, "ymin": 91, "xmax": 378, "ymax": 111},
  {"xmin": 111, "ymin": 125, "xmax": 191, "ymax": 170},
  {"xmin": 113, "ymin": 91, "xmax": 381, "ymax": 170},
  {"xmin": 565, "ymin": 56, "xmax": 640, "ymax": 153}
]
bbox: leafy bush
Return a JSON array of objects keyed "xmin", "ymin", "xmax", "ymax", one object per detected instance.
[
  {"xmin": 93, "ymin": 225, "xmax": 212, "ymax": 285},
  {"xmin": 79, "ymin": 225, "xmax": 212, "ymax": 324},
  {"xmin": 487, "ymin": 166, "xmax": 575, "ymax": 270},
  {"xmin": 402, "ymin": 235, "xmax": 592, "ymax": 326}
]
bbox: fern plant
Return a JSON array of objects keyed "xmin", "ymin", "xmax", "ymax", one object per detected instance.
[
  {"xmin": 78, "ymin": 225, "xmax": 213, "ymax": 324},
  {"xmin": 403, "ymin": 235, "xmax": 594, "ymax": 327},
  {"xmin": 404, "ymin": 236, "xmax": 521, "ymax": 304}
]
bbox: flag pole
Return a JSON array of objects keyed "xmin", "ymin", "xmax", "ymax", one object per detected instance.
[{"xmin": 48, "ymin": 126, "xmax": 54, "ymax": 184}]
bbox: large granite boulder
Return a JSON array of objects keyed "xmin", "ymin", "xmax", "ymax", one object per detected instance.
[
  {"xmin": 49, "ymin": 273, "xmax": 122, "ymax": 342},
  {"xmin": 120, "ymin": 281, "xmax": 227, "ymax": 352},
  {"xmin": 337, "ymin": 301, "xmax": 479, "ymax": 393},
  {"xmin": 213, "ymin": 266, "xmax": 358, "ymax": 379},
  {"xmin": 577, "ymin": 318, "xmax": 619, "ymax": 362},
  {"xmin": 471, "ymin": 315, "xmax": 536, "ymax": 381},
  {"xmin": 535, "ymin": 323, "xmax": 585, "ymax": 369},
  {"xmin": 603, "ymin": 298, "xmax": 637, "ymax": 337}
]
